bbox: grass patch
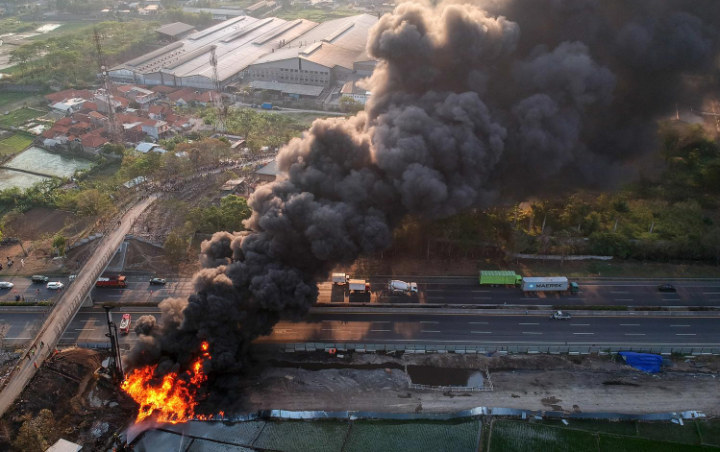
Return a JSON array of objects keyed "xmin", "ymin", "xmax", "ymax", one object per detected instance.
[
  {"xmin": 0, "ymin": 92, "xmax": 34, "ymax": 110},
  {"xmin": 345, "ymin": 420, "xmax": 480, "ymax": 452},
  {"xmin": 489, "ymin": 420, "xmax": 597, "ymax": 452},
  {"xmin": 0, "ymin": 133, "xmax": 33, "ymax": 155},
  {"xmin": 542, "ymin": 419, "xmax": 638, "ymax": 437},
  {"xmin": 637, "ymin": 421, "xmax": 702, "ymax": 445},
  {"xmin": 697, "ymin": 420, "xmax": 720, "ymax": 447},
  {"xmin": 0, "ymin": 107, "xmax": 45, "ymax": 127},
  {"xmin": 598, "ymin": 435, "xmax": 715, "ymax": 452}
]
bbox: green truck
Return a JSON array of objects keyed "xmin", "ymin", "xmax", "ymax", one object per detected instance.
[{"xmin": 479, "ymin": 270, "xmax": 522, "ymax": 286}]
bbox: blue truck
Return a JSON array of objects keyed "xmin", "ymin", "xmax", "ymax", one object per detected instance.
[{"xmin": 261, "ymin": 102, "xmax": 272, "ymax": 110}]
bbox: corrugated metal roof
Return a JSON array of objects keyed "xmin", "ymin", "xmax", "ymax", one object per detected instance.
[
  {"xmin": 110, "ymin": 14, "xmax": 377, "ymax": 87},
  {"xmin": 249, "ymin": 80, "xmax": 324, "ymax": 96},
  {"xmin": 156, "ymin": 22, "xmax": 196, "ymax": 37}
]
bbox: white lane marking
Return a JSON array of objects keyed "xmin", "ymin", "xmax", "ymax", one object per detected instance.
[
  {"xmin": 620, "ymin": 323, "xmax": 640, "ymax": 326},
  {"xmin": 570, "ymin": 323, "xmax": 590, "ymax": 326},
  {"xmin": 624, "ymin": 333, "xmax": 646, "ymax": 336},
  {"xmin": 421, "ymin": 330, "xmax": 441, "ymax": 333},
  {"xmin": 75, "ymin": 328, "xmax": 95, "ymax": 331},
  {"xmin": 471, "ymin": 331, "xmax": 492, "ymax": 334},
  {"xmin": 573, "ymin": 332, "xmax": 595, "ymax": 335},
  {"xmin": 611, "ymin": 291, "xmax": 630, "ymax": 294},
  {"xmin": 472, "ymin": 290, "xmax": 490, "ymax": 293},
  {"xmin": 670, "ymin": 325, "xmax": 690, "ymax": 327},
  {"xmin": 474, "ymin": 297, "xmax": 492, "ymax": 300},
  {"xmin": 522, "ymin": 332, "xmax": 542, "ymax": 335},
  {"xmin": 371, "ymin": 329, "xmax": 390, "ymax": 332},
  {"xmin": 420, "ymin": 321, "xmax": 439, "ymax": 324},
  {"xmin": 6, "ymin": 337, "xmax": 31, "ymax": 340},
  {"xmin": 702, "ymin": 292, "xmax": 720, "ymax": 295},
  {"xmin": 469, "ymin": 321, "xmax": 488, "ymax": 325},
  {"xmin": 518, "ymin": 322, "xmax": 539, "ymax": 325},
  {"xmin": 614, "ymin": 299, "xmax": 634, "ymax": 302},
  {"xmin": 676, "ymin": 333, "xmax": 696, "ymax": 336}
]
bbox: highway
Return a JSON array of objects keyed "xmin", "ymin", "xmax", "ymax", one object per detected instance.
[
  {"xmin": 2, "ymin": 307, "xmax": 719, "ymax": 348},
  {"xmin": 74, "ymin": 275, "xmax": 720, "ymax": 307}
]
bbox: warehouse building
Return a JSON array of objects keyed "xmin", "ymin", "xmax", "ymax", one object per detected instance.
[{"xmin": 109, "ymin": 13, "xmax": 378, "ymax": 95}]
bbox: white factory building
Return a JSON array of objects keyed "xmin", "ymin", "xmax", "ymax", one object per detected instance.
[{"xmin": 109, "ymin": 14, "xmax": 378, "ymax": 96}]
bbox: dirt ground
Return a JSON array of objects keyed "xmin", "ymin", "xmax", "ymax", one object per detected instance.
[
  {"xmin": 0, "ymin": 348, "xmax": 135, "ymax": 451},
  {"xmin": 243, "ymin": 352, "xmax": 720, "ymax": 417}
]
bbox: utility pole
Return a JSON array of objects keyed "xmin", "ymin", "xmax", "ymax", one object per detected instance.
[
  {"xmin": 210, "ymin": 45, "xmax": 227, "ymax": 132},
  {"xmin": 102, "ymin": 305, "xmax": 124, "ymax": 381},
  {"xmin": 93, "ymin": 28, "xmax": 121, "ymax": 143}
]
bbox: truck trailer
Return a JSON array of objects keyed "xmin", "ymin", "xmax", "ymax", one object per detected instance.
[
  {"xmin": 348, "ymin": 279, "xmax": 370, "ymax": 293},
  {"xmin": 331, "ymin": 273, "xmax": 349, "ymax": 285},
  {"xmin": 387, "ymin": 280, "xmax": 418, "ymax": 294},
  {"xmin": 479, "ymin": 270, "xmax": 522, "ymax": 286},
  {"xmin": 521, "ymin": 276, "xmax": 578, "ymax": 293},
  {"xmin": 96, "ymin": 275, "xmax": 127, "ymax": 288}
]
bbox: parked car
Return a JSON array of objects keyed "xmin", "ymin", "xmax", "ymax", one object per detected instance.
[
  {"xmin": 32, "ymin": 275, "xmax": 49, "ymax": 283},
  {"xmin": 0, "ymin": 281, "xmax": 13, "ymax": 289},
  {"xmin": 658, "ymin": 284, "xmax": 676, "ymax": 292},
  {"xmin": 46, "ymin": 282, "xmax": 64, "ymax": 290},
  {"xmin": 550, "ymin": 310, "xmax": 572, "ymax": 320},
  {"xmin": 149, "ymin": 277, "xmax": 167, "ymax": 285}
]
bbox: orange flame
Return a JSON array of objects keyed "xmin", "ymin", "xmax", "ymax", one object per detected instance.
[{"xmin": 121, "ymin": 341, "xmax": 211, "ymax": 424}]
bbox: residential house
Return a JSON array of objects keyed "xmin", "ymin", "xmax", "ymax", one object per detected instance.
[
  {"xmin": 255, "ymin": 160, "xmax": 278, "ymax": 183},
  {"xmin": 166, "ymin": 88, "xmax": 216, "ymax": 107}
]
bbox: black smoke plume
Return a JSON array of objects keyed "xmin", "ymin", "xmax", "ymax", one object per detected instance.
[{"xmin": 128, "ymin": 1, "xmax": 720, "ymax": 410}]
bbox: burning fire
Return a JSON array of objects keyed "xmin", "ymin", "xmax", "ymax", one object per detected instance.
[{"xmin": 121, "ymin": 341, "xmax": 213, "ymax": 424}]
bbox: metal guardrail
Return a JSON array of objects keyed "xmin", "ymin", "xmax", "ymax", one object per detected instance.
[{"xmin": 264, "ymin": 342, "xmax": 720, "ymax": 356}]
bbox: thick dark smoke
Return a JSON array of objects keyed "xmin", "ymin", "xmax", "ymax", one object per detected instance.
[{"xmin": 128, "ymin": 1, "xmax": 720, "ymax": 410}]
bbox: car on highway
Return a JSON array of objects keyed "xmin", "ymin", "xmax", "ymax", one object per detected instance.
[
  {"xmin": 550, "ymin": 310, "xmax": 572, "ymax": 320},
  {"xmin": 119, "ymin": 313, "xmax": 131, "ymax": 334},
  {"xmin": 46, "ymin": 282, "xmax": 64, "ymax": 290},
  {"xmin": 0, "ymin": 281, "xmax": 13, "ymax": 289},
  {"xmin": 658, "ymin": 284, "xmax": 676, "ymax": 292},
  {"xmin": 32, "ymin": 275, "xmax": 49, "ymax": 283},
  {"xmin": 149, "ymin": 277, "xmax": 167, "ymax": 285}
]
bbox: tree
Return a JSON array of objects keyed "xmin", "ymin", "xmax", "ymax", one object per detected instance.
[
  {"xmin": 339, "ymin": 96, "xmax": 364, "ymax": 113},
  {"xmin": 702, "ymin": 227, "xmax": 720, "ymax": 265},
  {"xmin": 164, "ymin": 231, "xmax": 187, "ymax": 263},
  {"xmin": 13, "ymin": 409, "xmax": 57, "ymax": 451},
  {"xmin": 75, "ymin": 189, "xmax": 113, "ymax": 216},
  {"xmin": 52, "ymin": 234, "xmax": 67, "ymax": 256}
]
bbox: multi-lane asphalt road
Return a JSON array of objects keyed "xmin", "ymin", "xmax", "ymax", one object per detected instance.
[
  {"xmin": 2, "ymin": 307, "xmax": 719, "ymax": 348},
  {"xmin": 73, "ymin": 275, "xmax": 720, "ymax": 307},
  {"xmin": 2, "ymin": 275, "xmax": 719, "ymax": 348}
]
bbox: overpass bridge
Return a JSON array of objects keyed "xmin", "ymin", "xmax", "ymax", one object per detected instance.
[{"xmin": 0, "ymin": 194, "xmax": 160, "ymax": 417}]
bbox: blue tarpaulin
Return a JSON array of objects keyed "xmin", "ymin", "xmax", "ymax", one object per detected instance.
[{"xmin": 618, "ymin": 352, "xmax": 663, "ymax": 373}]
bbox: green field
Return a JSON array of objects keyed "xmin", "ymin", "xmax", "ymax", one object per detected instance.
[
  {"xmin": 488, "ymin": 420, "xmax": 720, "ymax": 452},
  {"xmin": 0, "ymin": 92, "xmax": 33, "ymax": 110},
  {"xmin": 344, "ymin": 420, "xmax": 480, "ymax": 452},
  {"xmin": 0, "ymin": 107, "xmax": 45, "ymax": 128},
  {"xmin": 0, "ymin": 133, "xmax": 33, "ymax": 155}
]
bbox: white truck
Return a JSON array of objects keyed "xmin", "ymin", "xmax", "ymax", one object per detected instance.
[
  {"xmin": 387, "ymin": 280, "xmax": 418, "ymax": 295},
  {"xmin": 521, "ymin": 276, "xmax": 579, "ymax": 294},
  {"xmin": 331, "ymin": 273, "xmax": 349, "ymax": 285},
  {"xmin": 348, "ymin": 279, "xmax": 370, "ymax": 293}
]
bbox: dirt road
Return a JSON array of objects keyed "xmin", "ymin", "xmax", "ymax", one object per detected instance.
[{"xmin": 244, "ymin": 353, "xmax": 720, "ymax": 417}]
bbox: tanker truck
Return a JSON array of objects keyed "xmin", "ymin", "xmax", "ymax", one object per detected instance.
[{"xmin": 387, "ymin": 280, "xmax": 418, "ymax": 295}]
